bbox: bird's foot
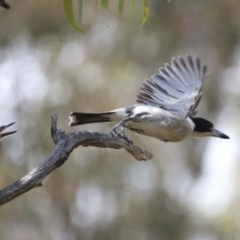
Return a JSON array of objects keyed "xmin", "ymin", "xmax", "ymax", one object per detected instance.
[
  {"xmin": 110, "ymin": 121, "xmax": 132, "ymax": 145},
  {"xmin": 110, "ymin": 129, "xmax": 121, "ymax": 138},
  {"xmin": 121, "ymin": 134, "xmax": 133, "ymax": 145},
  {"xmin": 110, "ymin": 130, "xmax": 133, "ymax": 146},
  {"xmin": 120, "ymin": 126, "xmax": 133, "ymax": 145}
]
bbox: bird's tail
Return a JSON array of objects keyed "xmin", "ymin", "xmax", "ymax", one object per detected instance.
[
  {"xmin": 69, "ymin": 108, "xmax": 127, "ymax": 126},
  {"xmin": 69, "ymin": 111, "xmax": 116, "ymax": 126}
]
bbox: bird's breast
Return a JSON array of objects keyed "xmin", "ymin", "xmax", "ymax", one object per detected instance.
[{"xmin": 125, "ymin": 114, "xmax": 193, "ymax": 142}]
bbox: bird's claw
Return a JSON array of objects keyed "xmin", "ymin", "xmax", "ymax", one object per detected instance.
[
  {"xmin": 121, "ymin": 134, "xmax": 133, "ymax": 146},
  {"xmin": 110, "ymin": 130, "xmax": 133, "ymax": 145},
  {"xmin": 110, "ymin": 130, "xmax": 121, "ymax": 138}
]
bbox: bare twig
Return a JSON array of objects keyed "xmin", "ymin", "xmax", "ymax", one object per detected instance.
[
  {"xmin": 0, "ymin": 114, "xmax": 153, "ymax": 205},
  {"xmin": 0, "ymin": 0, "xmax": 10, "ymax": 9}
]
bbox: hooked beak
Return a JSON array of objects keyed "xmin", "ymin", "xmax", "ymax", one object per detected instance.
[
  {"xmin": 211, "ymin": 129, "xmax": 229, "ymax": 139},
  {"xmin": 0, "ymin": 122, "xmax": 17, "ymax": 139}
]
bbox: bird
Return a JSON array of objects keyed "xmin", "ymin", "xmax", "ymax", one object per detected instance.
[
  {"xmin": 0, "ymin": 122, "xmax": 16, "ymax": 141},
  {"xmin": 69, "ymin": 55, "xmax": 229, "ymax": 143}
]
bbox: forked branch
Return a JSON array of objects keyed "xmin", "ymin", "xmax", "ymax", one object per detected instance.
[{"xmin": 0, "ymin": 114, "xmax": 153, "ymax": 205}]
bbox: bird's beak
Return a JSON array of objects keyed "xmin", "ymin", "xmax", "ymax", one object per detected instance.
[
  {"xmin": 211, "ymin": 129, "xmax": 229, "ymax": 139},
  {"xmin": 0, "ymin": 122, "xmax": 17, "ymax": 139}
]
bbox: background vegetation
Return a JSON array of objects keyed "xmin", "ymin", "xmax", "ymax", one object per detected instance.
[{"xmin": 0, "ymin": 0, "xmax": 239, "ymax": 239}]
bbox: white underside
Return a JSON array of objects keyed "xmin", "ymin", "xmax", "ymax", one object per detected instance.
[{"xmin": 111, "ymin": 105, "xmax": 195, "ymax": 142}]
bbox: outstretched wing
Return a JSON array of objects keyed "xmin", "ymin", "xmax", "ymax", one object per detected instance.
[{"xmin": 136, "ymin": 55, "xmax": 208, "ymax": 118}]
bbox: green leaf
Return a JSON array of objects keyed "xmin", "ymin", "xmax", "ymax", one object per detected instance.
[
  {"xmin": 101, "ymin": 0, "xmax": 108, "ymax": 8},
  {"xmin": 63, "ymin": 0, "xmax": 85, "ymax": 32},
  {"xmin": 118, "ymin": 0, "xmax": 124, "ymax": 20},
  {"xmin": 77, "ymin": 0, "xmax": 83, "ymax": 26},
  {"xmin": 131, "ymin": 0, "xmax": 137, "ymax": 20},
  {"xmin": 140, "ymin": 0, "xmax": 150, "ymax": 27}
]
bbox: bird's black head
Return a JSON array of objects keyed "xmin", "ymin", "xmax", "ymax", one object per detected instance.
[
  {"xmin": 191, "ymin": 117, "xmax": 229, "ymax": 139},
  {"xmin": 192, "ymin": 118, "xmax": 213, "ymax": 133}
]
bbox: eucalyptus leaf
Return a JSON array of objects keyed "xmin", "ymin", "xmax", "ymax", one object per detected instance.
[
  {"xmin": 118, "ymin": 0, "xmax": 124, "ymax": 20},
  {"xmin": 140, "ymin": 0, "xmax": 150, "ymax": 27},
  {"xmin": 131, "ymin": 0, "xmax": 137, "ymax": 20},
  {"xmin": 63, "ymin": 0, "xmax": 85, "ymax": 32},
  {"xmin": 101, "ymin": 0, "xmax": 108, "ymax": 8}
]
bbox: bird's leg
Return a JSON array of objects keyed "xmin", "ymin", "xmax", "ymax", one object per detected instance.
[
  {"xmin": 110, "ymin": 118, "xmax": 133, "ymax": 145},
  {"xmin": 111, "ymin": 118, "xmax": 127, "ymax": 136},
  {"xmin": 110, "ymin": 121, "xmax": 122, "ymax": 137},
  {"xmin": 120, "ymin": 124, "xmax": 133, "ymax": 145}
]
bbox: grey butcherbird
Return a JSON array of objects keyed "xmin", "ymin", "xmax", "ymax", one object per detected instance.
[
  {"xmin": 69, "ymin": 55, "xmax": 229, "ymax": 142},
  {"xmin": 0, "ymin": 122, "xmax": 16, "ymax": 141}
]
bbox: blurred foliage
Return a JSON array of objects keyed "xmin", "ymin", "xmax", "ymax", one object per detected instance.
[
  {"xmin": 140, "ymin": 0, "xmax": 150, "ymax": 26},
  {"xmin": 63, "ymin": 0, "xmax": 150, "ymax": 32},
  {"xmin": 0, "ymin": 0, "xmax": 239, "ymax": 240},
  {"xmin": 118, "ymin": 0, "xmax": 124, "ymax": 20},
  {"xmin": 101, "ymin": 0, "xmax": 108, "ymax": 8},
  {"xmin": 63, "ymin": 0, "xmax": 85, "ymax": 32}
]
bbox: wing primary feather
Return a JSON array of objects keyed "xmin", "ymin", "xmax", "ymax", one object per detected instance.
[
  {"xmin": 136, "ymin": 55, "xmax": 209, "ymax": 118},
  {"xmin": 164, "ymin": 64, "xmax": 186, "ymax": 91},
  {"xmin": 194, "ymin": 56, "xmax": 201, "ymax": 78},
  {"xmin": 178, "ymin": 56, "xmax": 188, "ymax": 70},
  {"xmin": 178, "ymin": 56, "xmax": 192, "ymax": 85},
  {"xmin": 172, "ymin": 58, "xmax": 189, "ymax": 87},
  {"xmin": 151, "ymin": 74, "xmax": 180, "ymax": 98},
  {"xmin": 141, "ymin": 80, "xmax": 176, "ymax": 102},
  {"xmin": 186, "ymin": 55, "xmax": 198, "ymax": 84},
  {"xmin": 187, "ymin": 55, "xmax": 195, "ymax": 70},
  {"xmin": 202, "ymin": 65, "xmax": 208, "ymax": 81},
  {"xmin": 160, "ymin": 65, "xmax": 183, "ymax": 90}
]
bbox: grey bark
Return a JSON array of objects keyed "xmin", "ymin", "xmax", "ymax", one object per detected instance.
[{"xmin": 0, "ymin": 114, "xmax": 153, "ymax": 206}]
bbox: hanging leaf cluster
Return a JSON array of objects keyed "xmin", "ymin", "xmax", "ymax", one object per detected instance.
[{"xmin": 63, "ymin": 0, "xmax": 151, "ymax": 32}]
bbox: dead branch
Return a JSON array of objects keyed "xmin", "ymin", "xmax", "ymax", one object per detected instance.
[
  {"xmin": 0, "ymin": 0, "xmax": 10, "ymax": 9},
  {"xmin": 0, "ymin": 114, "xmax": 153, "ymax": 205}
]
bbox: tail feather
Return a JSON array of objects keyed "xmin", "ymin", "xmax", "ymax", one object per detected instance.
[{"xmin": 69, "ymin": 112, "xmax": 115, "ymax": 126}]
